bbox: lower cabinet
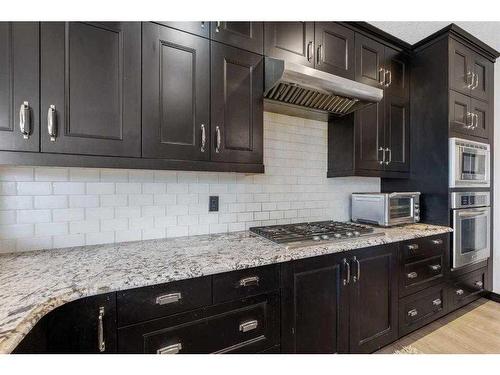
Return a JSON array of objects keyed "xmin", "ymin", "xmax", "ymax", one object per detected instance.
[{"xmin": 281, "ymin": 243, "xmax": 399, "ymax": 354}]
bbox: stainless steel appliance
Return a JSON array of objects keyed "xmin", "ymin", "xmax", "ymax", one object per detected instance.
[
  {"xmin": 449, "ymin": 137, "xmax": 490, "ymax": 188},
  {"xmin": 451, "ymin": 191, "xmax": 490, "ymax": 269},
  {"xmin": 249, "ymin": 221, "xmax": 382, "ymax": 249},
  {"xmin": 264, "ymin": 57, "xmax": 383, "ymax": 117},
  {"xmin": 351, "ymin": 192, "xmax": 420, "ymax": 227}
]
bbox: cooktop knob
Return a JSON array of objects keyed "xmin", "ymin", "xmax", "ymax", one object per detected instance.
[
  {"xmin": 333, "ymin": 233, "xmax": 342, "ymax": 238},
  {"xmin": 312, "ymin": 235, "xmax": 321, "ymax": 241},
  {"xmin": 321, "ymin": 235, "xmax": 330, "ymax": 240},
  {"xmin": 353, "ymin": 231, "xmax": 361, "ymax": 237},
  {"xmin": 345, "ymin": 232, "xmax": 353, "ymax": 237}
]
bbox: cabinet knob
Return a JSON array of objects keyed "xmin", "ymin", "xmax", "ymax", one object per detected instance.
[
  {"xmin": 407, "ymin": 272, "xmax": 418, "ymax": 279},
  {"xmin": 432, "ymin": 298, "xmax": 442, "ymax": 306},
  {"xmin": 428, "ymin": 264, "xmax": 441, "ymax": 272},
  {"xmin": 157, "ymin": 342, "xmax": 182, "ymax": 354},
  {"xmin": 407, "ymin": 308, "xmax": 418, "ymax": 317},
  {"xmin": 19, "ymin": 101, "xmax": 31, "ymax": 139},
  {"xmin": 456, "ymin": 289, "xmax": 464, "ymax": 296},
  {"xmin": 474, "ymin": 281, "xmax": 483, "ymax": 289}
]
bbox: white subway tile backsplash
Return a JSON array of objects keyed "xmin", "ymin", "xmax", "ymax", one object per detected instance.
[{"xmin": 0, "ymin": 113, "xmax": 380, "ymax": 253}]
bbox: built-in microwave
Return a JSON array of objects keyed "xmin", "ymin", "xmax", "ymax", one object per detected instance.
[{"xmin": 449, "ymin": 137, "xmax": 490, "ymax": 188}]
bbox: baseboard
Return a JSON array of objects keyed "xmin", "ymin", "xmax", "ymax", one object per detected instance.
[{"xmin": 482, "ymin": 291, "xmax": 500, "ymax": 303}]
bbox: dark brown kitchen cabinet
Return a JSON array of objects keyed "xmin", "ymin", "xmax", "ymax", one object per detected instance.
[
  {"xmin": 314, "ymin": 22, "xmax": 355, "ymax": 78},
  {"xmin": 0, "ymin": 22, "xmax": 40, "ymax": 152},
  {"xmin": 142, "ymin": 23, "xmax": 210, "ymax": 161},
  {"xmin": 264, "ymin": 22, "xmax": 315, "ymax": 67},
  {"xmin": 354, "ymin": 101, "xmax": 385, "ymax": 172},
  {"xmin": 449, "ymin": 38, "xmax": 494, "ymax": 103},
  {"xmin": 281, "ymin": 253, "xmax": 349, "ymax": 354},
  {"xmin": 349, "ymin": 244, "xmax": 399, "ymax": 353},
  {"xmin": 384, "ymin": 96, "xmax": 410, "ymax": 172},
  {"xmin": 211, "ymin": 42, "xmax": 263, "ymax": 164},
  {"xmin": 449, "ymin": 89, "xmax": 491, "ymax": 140},
  {"xmin": 40, "ymin": 22, "xmax": 141, "ymax": 157},
  {"xmin": 355, "ymin": 33, "xmax": 386, "ymax": 88},
  {"xmin": 210, "ymin": 22, "xmax": 263, "ymax": 55},
  {"xmin": 155, "ymin": 22, "xmax": 209, "ymax": 38}
]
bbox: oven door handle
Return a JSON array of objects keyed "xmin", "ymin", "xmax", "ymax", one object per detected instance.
[{"xmin": 457, "ymin": 209, "xmax": 488, "ymax": 218}]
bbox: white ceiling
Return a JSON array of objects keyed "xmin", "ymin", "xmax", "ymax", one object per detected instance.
[{"xmin": 369, "ymin": 22, "xmax": 500, "ymax": 52}]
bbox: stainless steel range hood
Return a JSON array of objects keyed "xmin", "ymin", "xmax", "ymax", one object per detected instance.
[{"xmin": 264, "ymin": 57, "xmax": 383, "ymax": 117}]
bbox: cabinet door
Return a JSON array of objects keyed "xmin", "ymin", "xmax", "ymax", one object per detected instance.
[
  {"xmin": 470, "ymin": 98, "xmax": 491, "ymax": 140},
  {"xmin": 349, "ymin": 244, "xmax": 399, "ymax": 353},
  {"xmin": 142, "ymin": 23, "xmax": 210, "ymax": 161},
  {"xmin": 0, "ymin": 22, "xmax": 39, "ymax": 152},
  {"xmin": 384, "ymin": 96, "xmax": 410, "ymax": 172},
  {"xmin": 449, "ymin": 38, "xmax": 472, "ymax": 96},
  {"xmin": 211, "ymin": 22, "xmax": 263, "ymax": 55},
  {"xmin": 40, "ymin": 22, "xmax": 141, "ymax": 157},
  {"xmin": 264, "ymin": 22, "xmax": 315, "ymax": 67},
  {"xmin": 469, "ymin": 51, "xmax": 493, "ymax": 103},
  {"xmin": 211, "ymin": 42, "xmax": 263, "ymax": 164},
  {"xmin": 355, "ymin": 33, "xmax": 385, "ymax": 88},
  {"xmin": 385, "ymin": 47, "xmax": 409, "ymax": 100},
  {"xmin": 314, "ymin": 22, "xmax": 354, "ymax": 79},
  {"xmin": 449, "ymin": 90, "xmax": 473, "ymax": 135},
  {"xmin": 156, "ymin": 21, "xmax": 209, "ymax": 38},
  {"xmin": 281, "ymin": 254, "xmax": 349, "ymax": 353},
  {"xmin": 45, "ymin": 293, "xmax": 117, "ymax": 353},
  {"xmin": 355, "ymin": 100, "xmax": 385, "ymax": 172}
]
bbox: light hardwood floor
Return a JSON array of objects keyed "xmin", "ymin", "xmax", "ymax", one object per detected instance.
[{"xmin": 377, "ymin": 298, "xmax": 500, "ymax": 354}]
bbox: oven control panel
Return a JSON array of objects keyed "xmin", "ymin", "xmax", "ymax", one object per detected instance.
[{"xmin": 451, "ymin": 191, "xmax": 490, "ymax": 209}]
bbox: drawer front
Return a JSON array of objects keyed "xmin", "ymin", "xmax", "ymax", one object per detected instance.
[
  {"xmin": 213, "ymin": 264, "xmax": 279, "ymax": 304},
  {"xmin": 117, "ymin": 294, "xmax": 279, "ymax": 354},
  {"xmin": 399, "ymin": 284, "xmax": 447, "ymax": 336},
  {"xmin": 401, "ymin": 255, "xmax": 444, "ymax": 296},
  {"xmin": 117, "ymin": 276, "xmax": 212, "ymax": 326},
  {"xmin": 401, "ymin": 233, "xmax": 447, "ymax": 263},
  {"xmin": 449, "ymin": 267, "xmax": 486, "ymax": 311}
]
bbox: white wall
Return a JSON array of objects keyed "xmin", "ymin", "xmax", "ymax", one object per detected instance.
[
  {"xmin": 371, "ymin": 22, "xmax": 500, "ymax": 293},
  {"xmin": 0, "ymin": 112, "xmax": 380, "ymax": 253}
]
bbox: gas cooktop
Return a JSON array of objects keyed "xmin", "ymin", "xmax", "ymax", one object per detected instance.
[{"xmin": 249, "ymin": 221, "xmax": 383, "ymax": 249}]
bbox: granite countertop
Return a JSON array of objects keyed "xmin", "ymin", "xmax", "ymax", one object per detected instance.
[{"xmin": 0, "ymin": 223, "xmax": 452, "ymax": 354}]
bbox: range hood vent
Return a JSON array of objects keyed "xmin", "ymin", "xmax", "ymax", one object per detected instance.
[{"xmin": 264, "ymin": 57, "xmax": 383, "ymax": 117}]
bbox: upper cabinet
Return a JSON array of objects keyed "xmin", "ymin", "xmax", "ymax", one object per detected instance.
[
  {"xmin": 142, "ymin": 23, "xmax": 210, "ymax": 161},
  {"xmin": 40, "ymin": 22, "xmax": 142, "ymax": 157},
  {"xmin": 265, "ymin": 22, "xmax": 355, "ymax": 79},
  {"xmin": 0, "ymin": 22, "xmax": 40, "ymax": 152},
  {"xmin": 211, "ymin": 42, "xmax": 263, "ymax": 164},
  {"xmin": 211, "ymin": 22, "xmax": 263, "ymax": 55},
  {"xmin": 355, "ymin": 33, "xmax": 386, "ymax": 88},
  {"xmin": 264, "ymin": 22, "xmax": 315, "ymax": 67},
  {"xmin": 155, "ymin": 22, "xmax": 209, "ymax": 38}
]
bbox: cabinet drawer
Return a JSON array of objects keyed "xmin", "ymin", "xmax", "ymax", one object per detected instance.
[
  {"xmin": 401, "ymin": 234, "xmax": 448, "ymax": 263},
  {"xmin": 399, "ymin": 284, "xmax": 447, "ymax": 336},
  {"xmin": 449, "ymin": 267, "xmax": 486, "ymax": 311},
  {"xmin": 117, "ymin": 294, "xmax": 279, "ymax": 354},
  {"xmin": 401, "ymin": 255, "xmax": 444, "ymax": 296},
  {"xmin": 116, "ymin": 276, "xmax": 212, "ymax": 326},
  {"xmin": 213, "ymin": 264, "xmax": 279, "ymax": 304}
]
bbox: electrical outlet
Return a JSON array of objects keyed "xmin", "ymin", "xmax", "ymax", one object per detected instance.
[{"xmin": 209, "ymin": 196, "xmax": 219, "ymax": 212}]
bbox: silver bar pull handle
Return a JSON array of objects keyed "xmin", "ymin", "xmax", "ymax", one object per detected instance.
[
  {"xmin": 432, "ymin": 298, "xmax": 442, "ymax": 306},
  {"xmin": 379, "ymin": 68, "xmax": 386, "ymax": 86},
  {"xmin": 215, "ymin": 21, "xmax": 222, "ymax": 33},
  {"xmin": 239, "ymin": 276, "xmax": 259, "ymax": 287},
  {"xmin": 19, "ymin": 101, "xmax": 31, "ymax": 139},
  {"xmin": 317, "ymin": 44, "xmax": 323, "ymax": 65},
  {"xmin": 157, "ymin": 343, "xmax": 182, "ymax": 354},
  {"xmin": 343, "ymin": 258, "xmax": 350, "ymax": 285},
  {"xmin": 429, "ymin": 264, "xmax": 441, "ymax": 272},
  {"xmin": 156, "ymin": 292, "xmax": 182, "ymax": 305},
  {"xmin": 456, "ymin": 289, "xmax": 464, "ymax": 296},
  {"xmin": 407, "ymin": 271, "xmax": 418, "ymax": 279},
  {"xmin": 385, "ymin": 70, "xmax": 392, "ymax": 87},
  {"xmin": 384, "ymin": 147, "xmax": 391, "ymax": 165},
  {"xmin": 352, "ymin": 256, "xmax": 360, "ymax": 283},
  {"xmin": 431, "ymin": 239, "xmax": 443, "ymax": 245},
  {"xmin": 200, "ymin": 124, "xmax": 206, "ymax": 152},
  {"xmin": 201, "ymin": 22, "xmax": 205, "ymax": 29},
  {"xmin": 378, "ymin": 146, "xmax": 385, "ymax": 165},
  {"xmin": 408, "ymin": 308, "xmax": 418, "ymax": 317},
  {"xmin": 473, "ymin": 113, "xmax": 479, "ymax": 129},
  {"xmin": 47, "ymin": 105, "xmax": 57, "ymax": 141},
  {"xmin": 239, "ymin": 319, "xmax": 258, "ymax": 333},
  {"xmin": 306, "ymin": 41, "xmax": 313, "ymax": 62},
  {"xmin": 465, "ymin": 112, "xmax": 473, "ymax": 129},
  {"xmin": 466, "ymin": 71, "xmax": 474, "ymax": 88},
  {"xmin": 215, "ymin": 125, "xmax": 221, "ymax": 153},
  {"xmin": 98, "ymin": 306, "xmax": 105, "ymax": 352},
  {"xmin": 472, "ymin": 72, "xmax": 479, "ymax": 90}
]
